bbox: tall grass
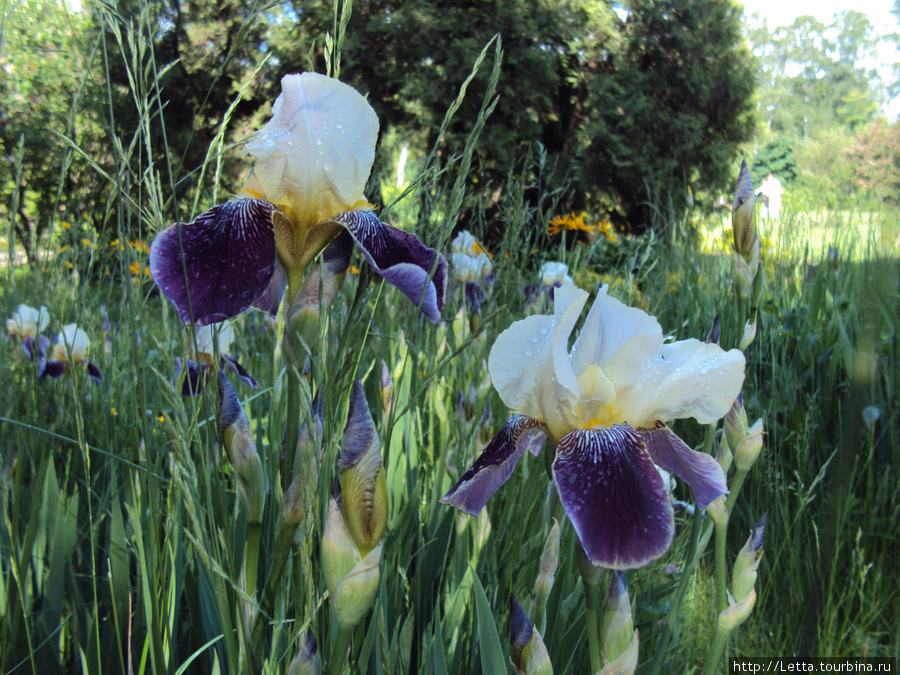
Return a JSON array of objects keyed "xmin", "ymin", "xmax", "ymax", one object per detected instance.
[{"xmin": 1, "ymin": 2, "xmax": 898, "ymax": 673}]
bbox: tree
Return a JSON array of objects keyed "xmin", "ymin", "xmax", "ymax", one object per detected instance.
[
  {"xmin": 849, "ymin": 118, "xmax": 900, "ymax": 204},
  {"xmin": 578, "ymin": 0, "xmax": 756, "ymax": 227}
]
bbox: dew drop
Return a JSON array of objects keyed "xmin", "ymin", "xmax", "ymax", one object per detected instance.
[
  {"xmin": 525, "ymin": 349, "xmax": 534, "ymax": 357},
  {"xmin": 531, "ymin": 336, "xmax": 539, "ymax": 344},
  {"xmin": 336, "ymin": 123, "xmax": 343, "ymax": 129},
  {"xmin": 315, "ymin": 138, "xmax": 323, "ymax": 146},
  {"xmin": 539, "ymin": 326, "xmax": 549, "ymax": 335},
  {"xmin": 264, "ymin": 140, "xmax": 275, "ymax": 146}
]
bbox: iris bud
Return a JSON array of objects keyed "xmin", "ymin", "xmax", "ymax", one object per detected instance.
[
  {"xmin": 733, "ymin": 514, "xmax": 765, "ymax": 602},
  {"xmin": 218, "ymin": 375, "xmax": 266, "ymax": 523},
  {"xmin": 738, "ymin": 315, "xmax": 757, "ymax": 351},
  {"xmin": 707, "ymin": 495, "xmax": 728, "ymax": 528},
  {"xmin": 510, "ymin": 594, "xmax": 554, "ymax": 675},
  {"xmin": 532, "ymin": 520, "xmax": 560, "ymax": 619},
  {"xmin": 724, "ymin": 395, "xmax": 749, "ymax": 454},
  {"xmin": 600, "ymin": 571, "xmax": 637, "ymax": 668},
  {"xmin": 380, "ymin": 359, "xmax": 393, "ymax": 414},
  {"xmin": 287, "ymin": 629, "xmax": 319, "ymax": 675},
  {"xmin": 733, "ymin": 419, "xmax": 763, "ymax": 472},
  {"xmin": 718, "ymin": 588, "xmax": 756, "ymax": 632},
  {"xmin": 338, "ymin": 380, "xmax": 388, "ymax": 555},
  {"xmin": 732, "ymin": 160, "xmax": 757, "ymax": 261}
]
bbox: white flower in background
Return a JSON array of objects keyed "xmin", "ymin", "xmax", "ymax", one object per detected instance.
[
  {"xmin": 539, "ymin": 261, "xmax": 573, "ymax": 286},
  {"xmin": 6, "ymin": 304, "xmax": 50, "ymax": 338},
  {"xmin": 450, "ymin": 230, "xmax": 492, "ymax": 283}
]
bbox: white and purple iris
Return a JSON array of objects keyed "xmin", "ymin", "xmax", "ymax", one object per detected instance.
[
  {"xmin": 39, "ymin": 324, "xmax": 103, "ymax": 385},
  {"xmin": 442, "ymin": 284, "xmax": 745, "ymax": 570},
  {"xmin": 177, "ymin": 322, "xmax": 258, "ymax": 396},
  {"xmin": 149, "ymin": 73, "xmax": 447, "ymax": 328}
]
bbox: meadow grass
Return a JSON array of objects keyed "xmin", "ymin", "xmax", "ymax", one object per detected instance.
[{"xmin": 1, "ymin": 3, "xmax": 898, "ymax": 674}]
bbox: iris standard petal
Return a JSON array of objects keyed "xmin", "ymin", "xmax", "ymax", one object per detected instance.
[
  {"xmin": 441, "ymin": 414, "xmax": 547, "ymax": 516},
  {"xmin": 622, "ymin": 339, "xmax": 745, "ymax": 427},
  {"xmin": 638, "ymin": 422, "xmax": 727, "ymax": 510},
  {"xmin": 330, "ymin": 210, "xmax": 448, "ymax": 324},
  {"xmin": 489, "ymin": 284, "xmax": 586, "ymax": 440},
  {"xmin": 243, "ymin": 72, "xmax": 378, "ymax": 227},
  {"xmin": 149, "ymin": 199, "xmax": 279, "ymax": 326},
  {"xmin": 570, "ymin": 285, "xmax": 663, "ymax": 390},
  {"xmin": 553, "ymin": 426, "xmax": 675, "ymax": 569}
]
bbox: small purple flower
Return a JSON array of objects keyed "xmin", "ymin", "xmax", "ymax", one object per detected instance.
[
  {"xmin": 442, "ymin": 284, "xmax": 745, "ymax": 570},
  {"xmin": 149, "ymin": 73, "xmax": 447, "ymax": 328}
]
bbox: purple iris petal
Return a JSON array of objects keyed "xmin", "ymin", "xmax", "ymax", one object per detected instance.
[
  {"xmin": 222, "ymin": 354, "xmax": 258, "ymax": 389},
  {"xmin": 86, "ymin": 361, "xmax": 102, "ymax": 385},
  {"xmin": 331, "ymin": 210, "xmax": 448, "ymax": 324},
  {"xmin": 251, "ymin": 262, "xmax": 287, "ymax": 317},
  {"xmin": 441, "ymin": 414, "xmax": 547, "ymax": 516},
  {"xmin": 464, "ymin": 281, "xmax": 486, "ymax": 314},
  {"xmin": 553, "ymin": 425, "xmax": 675, "ymax": 570},
  {"xmin": 639, "ymin": 422, "xmax": 727, "ymax": 510},
  {"xmin": 39, "ymin": 360, "xmax": 66, "ymax": 380},
  {"xmin": 176, "ymin": 358, "xmax": 205, "ymax": 396},
  {"xmin": 22, "ymin": 335, "xmax": 48, "ymax": 362},
  {"xmin": 149, "ymin": 198, "xmax": 279, "ymax": 326}
]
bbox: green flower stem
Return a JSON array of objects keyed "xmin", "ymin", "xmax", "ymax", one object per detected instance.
[
  {"xmin": 583, "ymin": 575, "xmax": 604, "ymax": 675},
  {"xmin": 244, "ymin": 521, "xmax": 261, "ymax": 608},
  {"xmin": 725, "ymin": 467, "xmax": 749, "ymax": 513},
  {"xmin": 701, "ymin": 624, "xmax": 731, "ymax": 675},
  {"xmin": 714, "ymin": 512, "xmax": 729, "ymax": 613},
  {"xmin": 249, "ymin": 515, "xmax": 303, "ymax": 665},
  {"xmin": 325, "ymin": 624, "xmax": 355, "ymax": 675},
  {"xmin": 284, "ymin": 371, "xmax": 302, "ymax": 491},
  {"xmin": 283, "ymin": 272, "xmax": 305, "ymax": 491}
]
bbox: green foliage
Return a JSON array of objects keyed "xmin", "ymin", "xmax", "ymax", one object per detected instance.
[{"xmin": 579, "ymin": 0, "xmax": 756, "ymax": 228}]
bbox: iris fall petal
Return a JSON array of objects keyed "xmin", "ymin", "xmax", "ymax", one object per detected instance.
[
  {"xmin": 441, "ymin": 414, "xmax": 547, "ymax": 516},
  {"xmin": 148, "ymin": 199, "xmax": 279, "ymax": 326},
  {"xmin": 553, "ymin": 426, "xmax": 674, "ymax": 569},
  {"xmin": 330, "ymin": 210, "xmax": 448, "ymax": 324},
  {"xmin": 638, "ymin": 422, "xmax": 727, "ymax": 510}
]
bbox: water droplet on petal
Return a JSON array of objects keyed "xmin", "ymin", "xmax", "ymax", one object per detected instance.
[
  {"xmin": 531, "ymin": 337, "xmax": 539, "ymax": 344},
  {"xmin": 315, "ymin": 138, "xmax": 323, "ymax": 146},
  {"xmin": 525, "ymin": 350, "xmax": 534, "ymax": 357},
  {"xmin": 336, "ymin": 123, "xmax": 343, "ymax": 129}
]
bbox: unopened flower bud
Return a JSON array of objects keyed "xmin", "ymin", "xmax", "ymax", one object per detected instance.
[
  {"xmin": 600, "ymin": 571, "xmax": 635, "ymax": 665},
  {"xmin": 510, "ymin": 594, "xmax": 554, "ymax": 675},
  {"xmin": 735, "ymin": 254, "xmax": 754, "ymax": 302},
  {"xmin": 332, "ymin": 543, "xmax": 382, "ymax": 630},
  {"xmin": 339, "ymin": 380, "xmax": 388, "ymax": 554},
  {"xmin": 322, "ymin": 486, "xmax": 360, "ymax": 600},
  {"xmin": 738, "ymin": 315, "xmax": 757, "ymax": 351},
  {"xmin": 287, "ymin": 628, "xmax": 319, "ymax": 675},
  {"xmin": 218, "ymin": 375, "xmax": 266, "ymax": 523},
  {"xmin": 751, "ymin": 261, "xmax": 765, "ymax": 307},
  {"xmin": 282, "ymin": 474, "xmax": 306, "ymax": 528},
  {"xmin": 533, "ymin": 520, "xmax": 560, "ymax": 612},
  {"xmin": 718, "ymin": 587, "xmax": 756, "ymax": 632},
  {"xmin": 733, "ymin": 514, "xmax": 765, "ymax": 602},
  {"xmin": 732, "ymin": 160, "xmax": 758, "ymax": 260},
  {"xmin": 707, "ymin": 495, "xmax": 728, "ymax": 528},
  {"xmin": 724, "ymin": 394, "xmax": 749, "ymax": 454},
  {"xmin": 733, "ymin": 419, "xmax": 763, "ymax": 472},
  {"xmin": 380, "ymin": 360, "xmax": 393, "ymax": 414}
]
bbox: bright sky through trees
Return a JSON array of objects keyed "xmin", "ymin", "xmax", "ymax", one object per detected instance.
[{"xmin": 740, "ymin": 0, "xmax": 900, "ymax": 118}]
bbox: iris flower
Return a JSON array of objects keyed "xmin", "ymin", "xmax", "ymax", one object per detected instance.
[
  {"xmin": 449, "ymin": 230, "xmax": 493, "ymax": 313},
  {"xmin": 177, "ymin": 322, "xmax": 258, "ymax": 395},
  {"xmin": 149, "ymin": 73, "xmax": 447, "ymax": 327},
  {"xmin": 7, "ymin": 304, "xmax": 50, "ymax": 360},
  {"xmin": 39, "ymin": 323, "xmax": 102, "ymax": 384},
  {"xmin": 442, "ymin": 284, "xmax": 745, "ymax": 569}
]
